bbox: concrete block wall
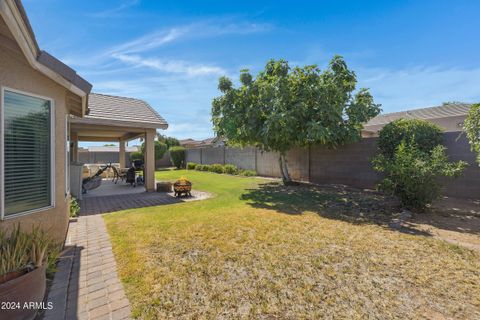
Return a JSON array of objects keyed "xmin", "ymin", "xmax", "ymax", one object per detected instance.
[
  {"xmin": 78, "ymin": 151, "xmax": 134, "ymax": 167},
  {"xmin": 156, "ymin": 151, "xmax": 172, "ymax": 168},
  {"xmin": 184, "ymin": 132, "xmax": 480, "ymax": 199},
  {"xmin": 225, "ymin": 147, "xmax": 256, "ymax": 170},
  {"xmin": 309, "ymin": 138, "xmax": 381, "ymax": 189},
  {"xmin": 256, "ymin": 149, "xmax": 281, "ymax": 177},
  {"xmin": 202, "ymin": 147, "xmax": 225, "ymax": 164},
  {"xmin": 441, "ymin": 132, "xmax": 480, "ymax": 198},
  {"xmin": 186, "ymin": 148, "xmax": 202, "ymax": 164}
]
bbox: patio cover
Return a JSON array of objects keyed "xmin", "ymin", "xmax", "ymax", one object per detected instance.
[{"xmin": 70, "ymin": 93, "xmax": 168, "ymax": 191}]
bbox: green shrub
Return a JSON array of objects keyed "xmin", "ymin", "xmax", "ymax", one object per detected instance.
[
  {"xmin": 0, "ymin": 224, "xmax": 58, "ymax": 277},
  {"xmin": 373, "ymin": 119, "xmax": 467, "ymax": 211},
  {"xmin": 169, "ymin": 146, "xmax": 186, "ymax": 169},
  {"xmin": 130, "ymin": 151, "xmax": 144, "ymax": 161},
  {"xmin": 187, "ymin": 162, "xmax": 197, "ymax": 170},
  {"xmin": 378, "ymin": 119, "xmax": 443, "ymax": 158},
  {"xmin": 202, "ymin": 165, "xmax": 212, "ymax": 171},
  {"xmin": 70, "ymin": 197, "xmax": 80, "ymax": 218},
  {"xmin": 224, "ymin": 164, "xmax": 238, "ymax": 175},
  {"xmin": 195, "ymin": 164, "xmax": 211, "ymax": 171},
  {"xmin": 240, "ymin": 170, "xmax": 257, "ymax": 177},
  {"xmin": 210, "ymin": 164, "xmax": 225, "ymax": 174}
]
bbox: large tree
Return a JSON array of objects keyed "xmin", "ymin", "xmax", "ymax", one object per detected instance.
[{"xmin": 211, "ymin": 56, "xmax": 381, "ymax": 183}]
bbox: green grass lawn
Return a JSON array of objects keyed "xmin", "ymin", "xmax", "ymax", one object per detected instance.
[{"xmin": 104, "ymin": 170, "xmax": 480, "ymax": 319}]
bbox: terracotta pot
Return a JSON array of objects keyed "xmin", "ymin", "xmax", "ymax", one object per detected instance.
[
  {"xmin": 0, "ymin": 270, "xmax": 26, "ymax": 284},
  {"xmin": 0, "ymin": 266, "xmax": 46, "ymax": 320}
]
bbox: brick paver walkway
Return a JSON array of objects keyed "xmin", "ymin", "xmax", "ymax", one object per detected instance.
[{"xmin": 44, "ymin": 215, "xmax": 131, "ymax": 320}]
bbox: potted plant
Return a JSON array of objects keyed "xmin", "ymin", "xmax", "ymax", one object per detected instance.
[{"xmin": 0, "ymin": 225, "xmax": 54, "ymax": 320}]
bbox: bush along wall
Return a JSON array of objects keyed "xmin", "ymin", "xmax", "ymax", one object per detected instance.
[
  {"xmin": 170, "ymin": 146, "xmax": 186, "ymax": 169},
  {"xmin": 372, "ymin": 119, "xmax": 467, "ymax": 211},
  {"xmin": 189, "ymin": 162, "xmax": 256, "ymax": 177}
]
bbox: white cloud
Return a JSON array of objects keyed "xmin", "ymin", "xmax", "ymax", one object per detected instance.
[
  {"xmin": 111, "ymin": 53, "xmax": 226, "ymax": 76},
  {"xmin": 108, "ymin": 28, "xmax": 187, "ymax": 55},
  {"xmin": 89, "ymin": 0, "xmax": 140, "ymax": 18},
  {"xmin": 108, "ymin": 21, "xmax": 272, "ymax": 55}
]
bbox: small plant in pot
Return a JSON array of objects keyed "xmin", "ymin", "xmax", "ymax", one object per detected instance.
[{"xmin": 0, "ymin": 225, "xmax": 56, "ymax": 320}]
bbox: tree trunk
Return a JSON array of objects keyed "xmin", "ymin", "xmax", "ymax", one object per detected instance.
[{"xmin": 279, "ymin": 154, "xmax": 293, "ymax": 185}]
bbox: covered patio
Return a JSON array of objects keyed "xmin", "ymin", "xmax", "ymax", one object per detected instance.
[{"xmin": 70, "ymin": 93, "xmax": 168, "ymax": 193}]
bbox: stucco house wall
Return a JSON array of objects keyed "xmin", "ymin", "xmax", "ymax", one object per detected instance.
[{"xmin": 0, "ymin": 21, "xmax": 71, "ymax": 243}]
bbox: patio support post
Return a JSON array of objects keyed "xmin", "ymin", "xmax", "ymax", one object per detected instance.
[
  {"xmin": 71, "ymin": 132, "xmax": 79, "ymax": 161},
  {"xmin": 144, "ymin": 129, "xmax": 156, "ymax": 192},
  {"xmin": 119, "ymin": 140, "xmax": 126, "ymax": 168}
]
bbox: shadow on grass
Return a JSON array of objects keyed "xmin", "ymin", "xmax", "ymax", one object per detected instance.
[{"xmin": 240, "ymin": 182, "xmax": 432, "ymax": 236}]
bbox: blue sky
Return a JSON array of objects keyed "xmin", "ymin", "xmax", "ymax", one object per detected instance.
[{"xmin": 23, "ymin": 0, "xmax": 480, "ymax": 143}]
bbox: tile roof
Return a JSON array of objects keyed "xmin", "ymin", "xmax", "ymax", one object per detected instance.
[
  {"xmin": 85, "ymin": 93, "xmax": 168, "ymax": 128},
  {"xmin": 364, "ymin": 103, "xmax": 471, "ymax": 129},
  {"xmin": 13, "ymin": 0, "xmax": 92, "ymax": 95}
]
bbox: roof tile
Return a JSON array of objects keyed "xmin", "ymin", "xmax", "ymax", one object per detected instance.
[
  {"xmin": 86, "ymin": 93, "xmax": 168, "ymax": 127},
  {"xmin": 364, "ymin": 103, "xmax": 471, "ymax": 128}
]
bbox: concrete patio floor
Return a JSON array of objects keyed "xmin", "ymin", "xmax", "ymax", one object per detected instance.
[{"xmin": 82, "ymin": 179, "xmax": 146, "ymax": 198}]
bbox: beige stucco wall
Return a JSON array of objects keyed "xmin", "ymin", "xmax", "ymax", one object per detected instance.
[{"xmin": 0, "ymin": 34, "xmax": 72, "ymax": 244}]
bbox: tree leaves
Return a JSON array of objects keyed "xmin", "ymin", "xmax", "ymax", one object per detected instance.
[
  {"xmin": 211, "ymin": 56, "xmax": 381, "ymax": 182},
  {"xmin": 464, "ymin": 103, "xmax": 480, "ymax": 164}
]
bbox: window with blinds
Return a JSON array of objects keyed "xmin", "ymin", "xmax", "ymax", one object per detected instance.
[{"xmin": 2, "ymin": 90, "xmax": 53, "ymax": 217}]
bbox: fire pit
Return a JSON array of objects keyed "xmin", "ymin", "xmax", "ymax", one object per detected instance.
[{"xmin": 173, "ymin": 177, "xmax": 192, "ymax": 197}]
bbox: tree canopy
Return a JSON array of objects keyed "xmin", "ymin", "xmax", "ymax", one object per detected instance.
[
  {"xmin": 140, "ymin": 141, "xmax": 168, "ymax": 161},
  {"xmin": 464, "ymin": 103, "xmax": 480, "ymax": 164},
  {"xmin": 212, "ymin": 56, "xmax": 381, "ymax": 183},
  {"xmin": 156, "ymin": 134, "xmax": 180, "ymax": 149}
]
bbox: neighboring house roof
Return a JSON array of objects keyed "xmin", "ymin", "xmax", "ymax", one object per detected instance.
[
  {"xmin": 201, "ymin": 138, "xmax": 216, "ymax": 145},
  {"xmin": 1, "ymin": 0, "xmax": 92, "ymax": 113},
  {"xmin": 363, "ymin": 103, "xmax": 471, "ymax": 134},
  {"xmin": 179, "ymin": 140, "xmax": 203, "ymax": 147},
  {"xmin": 79, "ymin": 146, "xmax": 140, "ymax": 153},
  {"xmin": 180, "ymin": 137, "xmax": 226, "ymax": 148},
  {"xmin": 75, "ymin": 93, "xmax": 168, "ymax": 129}
]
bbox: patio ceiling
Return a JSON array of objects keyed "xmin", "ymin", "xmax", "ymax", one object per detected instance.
[{"xmin": 70, "ymin": 120, "xmax": 151, "ymax": 142}]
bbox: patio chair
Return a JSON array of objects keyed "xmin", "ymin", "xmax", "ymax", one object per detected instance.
[
  {"xmin": 111, "ymin": 166, "xmax": 126, "ymax": 184},
  {"xmin": 125, "ymin": 167, "xmax": 136, "ymax": 187}
]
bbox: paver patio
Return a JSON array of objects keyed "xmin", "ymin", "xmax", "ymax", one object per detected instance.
[{"xmin": 80, "ymin": 190, "xmax": 209, "ymax": 215}]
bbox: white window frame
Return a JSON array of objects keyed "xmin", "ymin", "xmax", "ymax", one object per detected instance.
[
  {"xmin": 65, "ymin": 114, "xmax": 70, "ymax": 198},
  {"xmin": 0, "ymin": 87, "xmax": 56, "ymax": 220}
]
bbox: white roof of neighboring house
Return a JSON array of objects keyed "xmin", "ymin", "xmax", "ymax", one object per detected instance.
[
  {"xmin": 180, "ymin": 137, "xmax": 225, "ymax": 148},
  {"xmin": 363, "ymin": 103, "xmax": 471, "ymax": 134}
]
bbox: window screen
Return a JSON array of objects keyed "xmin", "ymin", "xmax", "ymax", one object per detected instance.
[{"xmin": 3, "ymin": 90, "xmax": 52, "ymax": 216}]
